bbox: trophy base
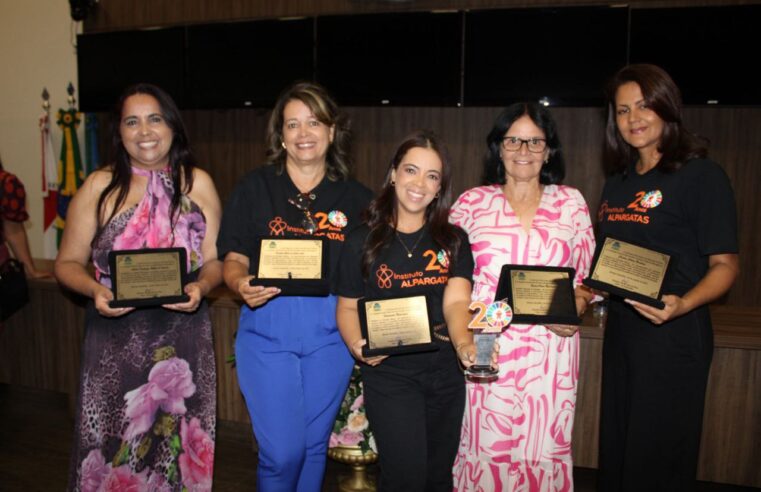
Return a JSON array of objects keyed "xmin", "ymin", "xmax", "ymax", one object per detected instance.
[{"xmin": 464, "ymin": 365, "xmax": 498, "ymax": 381}]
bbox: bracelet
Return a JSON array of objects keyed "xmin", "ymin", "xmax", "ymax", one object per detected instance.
[{"xmin": 432, "ymin": 323, "xmax": 450, "ymax": 342}]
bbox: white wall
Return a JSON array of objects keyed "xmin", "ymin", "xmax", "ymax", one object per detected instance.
[{"xmin": 0, "ymin": 0, "xmax": 80, "ymax": 258}]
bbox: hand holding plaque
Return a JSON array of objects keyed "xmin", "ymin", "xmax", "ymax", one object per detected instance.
[
  {"xmin": 250, "ymin": 237, "xmax": 330, "ymax": 296},
  {"xmin": 108, "ymin": 248, "xmax": 189, "ymax": 308},
  {"xmin": 583, "ymin": 236, "xmax": 673, "ymax": 309},
  {"xmin": 495, "ymin": 265, "xmax": 581, "ymax": 325},
  {"xmin": 464, "ymin": 300, "xmax": 512, "ymax": 381},
  {"xmin": 358, "ymin": 295, "xmax": 438, "ymax": 357}
]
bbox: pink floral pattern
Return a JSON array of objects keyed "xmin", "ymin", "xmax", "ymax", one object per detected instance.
[
  {"xmin": 337, "ymin": 429, "xmax": 363, "ymax": 446},
  {"xmin": 123, "ymin": 357, "xmax": 197, "ymax": 440},
  {"xmin": 179, "ymin": 417, "xmax": 214, "ymax": 492},
  {"xmin": 80, "ymin": 450, "xmax": 110, "ymax": 492},
  {"xmin": 94, "ymin": 166, "xmax": 206, "ymax": 287},
  {"xmin": 100, "ymin": 465, "xmax": 148, "ymax": 492},
  {"xmin": 70, "ymin": 165, "xmax": 216, "ymax": 491},
  {"xmin": 450, "ymin": 184, "xmax": 595, "ymax": 492}
]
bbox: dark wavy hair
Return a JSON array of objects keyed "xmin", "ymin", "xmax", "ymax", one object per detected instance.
[
  {"xmin": 94, "ymin": 83, "xmax": 196, "ymax": 243},
  {"xmin": 604, "ymin": 64, "xmax": 707, "ymax": 175},
  {"xmin": 483, "ymin": 102, "xmax": 565, "ymax": 185},
  {"xmin": 266, "ymin": 82, "xmax": 352, "ymax": 181},
  {"xmin": 361, "ymin": 130, "xmax": 461, "ymax": 276}
]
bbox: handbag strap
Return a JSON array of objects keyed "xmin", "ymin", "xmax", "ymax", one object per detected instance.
[{"xmin": 0, "ymin": 171, "xmax": 11, "ymax": 256}]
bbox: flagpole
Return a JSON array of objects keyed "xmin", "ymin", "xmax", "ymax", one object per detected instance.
[{"xmin": 40, "ymin": 88, "xmax": 59, "ymax": 259}]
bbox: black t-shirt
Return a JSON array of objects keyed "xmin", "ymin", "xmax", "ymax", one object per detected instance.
[
  {"xmin": 217, "ymin": 164, "xmax": 373, "ymax": 291},
  {"xmin": 336, "ymin": 224, "xmax": 474, "ymax": 367},
  {"xmin": 597, "ymin": 158, "xmax": 738, "ymax": 297}
]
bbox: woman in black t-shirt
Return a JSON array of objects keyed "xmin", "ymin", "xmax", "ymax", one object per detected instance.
[
  {"xmin": 336, "ymin": 131, "xmax": 482, "ymax": 491},
  {"xmin": 597, "ymin": 64, "xmax": 739, "ymax": 492},
  {"xmin": 217, "ymin": 82, "xmax": 372, "ymax": 491}
]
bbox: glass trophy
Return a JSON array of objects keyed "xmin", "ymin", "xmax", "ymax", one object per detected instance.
[{"xmin": 464, "ymin": 299, "xmax": 512, "ymax": 381}]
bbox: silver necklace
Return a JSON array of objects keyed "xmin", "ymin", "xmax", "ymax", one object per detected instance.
[{"xmin": 395, "ymin": 229, "xmax": 425, "ymax": 258}]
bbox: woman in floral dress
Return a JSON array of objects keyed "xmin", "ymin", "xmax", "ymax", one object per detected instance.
[
  {"xmin": 55, "ymin": 83, "xmax": 222, "ymax": 492},
  {"xmin": 450, "ymin": 103, "xmax": 596, "ymax": 491}
]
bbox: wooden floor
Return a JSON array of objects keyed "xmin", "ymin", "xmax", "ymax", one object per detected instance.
[{"xmin": 0, "ymin": 384, "xmax": 757, "ymax": 492}]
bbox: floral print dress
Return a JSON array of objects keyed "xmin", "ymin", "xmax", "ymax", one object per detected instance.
[{"xmin": 68, "ymin": 167, "xmax": 216, "ymax": 492}]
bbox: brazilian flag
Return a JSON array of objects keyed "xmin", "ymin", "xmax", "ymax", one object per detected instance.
[{"xmin": 56, "ymin": 108, "xmax": 85, "ymax": 244}]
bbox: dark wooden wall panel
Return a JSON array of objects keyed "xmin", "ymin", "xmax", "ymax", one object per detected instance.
[
  {"xmin": 682, "ymin": 107, "xmax": 761, "ymax": 307},
  {"xmin": 208, "ymin": 296, "xmax": 251, "ymax": 424},
  {"xmin": 187, "ymin": 106, "xmax": 607, "ymax": 213},
  {"xmin": 570, "ymin": 313, "xmax": 761, "ymax": 487},
  {"xmin": 698, "ymin": 347, "xmax": 761, "ymax": 486},
  {"xmin": 83, "ymin": 0, "xmax": 755, "ymax": 32},
  {"xmin": 0, "ymin": 282, "xmax": 85, "ymax": 396},
  {"xmin": 183, "ymin": 105, "xmax": 757, "ymax": 306},
  {"xmin": 183, "ymin": 109, "xmax": 270, "ymax": 204},
  {"xmin": 573, "ymin": 336, "xmax": 603, "ymax": 467}
]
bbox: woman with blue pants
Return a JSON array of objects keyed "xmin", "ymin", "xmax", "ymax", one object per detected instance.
[{"xmin": 218, "ymin": 82, "xmax": 372, "ymax": 491}]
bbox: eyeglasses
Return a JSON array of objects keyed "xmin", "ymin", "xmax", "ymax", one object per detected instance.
[
  {"xmin": 501, "ymin": 137, "xmax": 547, "ymax": 153},
  {"xmin": 288, "ymin": 192, "xmax": 317, "ymax": 234}
]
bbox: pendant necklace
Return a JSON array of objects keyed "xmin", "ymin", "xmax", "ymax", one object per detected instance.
[{"xmin": 396, "ymin": 229, "xmax": 425, "ymax": 258}]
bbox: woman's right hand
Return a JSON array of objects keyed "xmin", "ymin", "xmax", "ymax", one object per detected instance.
[
  {"xmin": 349, "ymin": 339, "xmax": 387, "ymax": 367},
  {"xmin": 455, "ymin": 339, "xmax": 500, "ymax": 369},
  {"xmin": 93, "ymin": 284, "xmax": 134, "ymax": 317},
  {"xmin": 455, "ymin": 341, "xmax": 478, "ymax": 368},
  {"xmin": 237, "ymin": 275, "xmax": 281, "ymax": 308}
]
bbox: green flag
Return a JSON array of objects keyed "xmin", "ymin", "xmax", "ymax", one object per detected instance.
[{"xmin": 56, "ymin": 108, "xmax": 85, "ymax": 244}]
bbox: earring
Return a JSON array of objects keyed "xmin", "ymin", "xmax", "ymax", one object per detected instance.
[
  {"xmin": 390, "ymin": 180, "xmax": 395, "ymax": 186},
  {"xmin": 434, "ymin": 192, "xmax": 440, "ymax": 198},
  {"xmin": 281, "ymin": 142, "xmax": 287, "ymax": 149}
]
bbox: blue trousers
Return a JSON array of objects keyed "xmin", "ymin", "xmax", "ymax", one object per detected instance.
[{"xmin": 236, "ymin": 295, "xmax": 354, "ymax": 492}]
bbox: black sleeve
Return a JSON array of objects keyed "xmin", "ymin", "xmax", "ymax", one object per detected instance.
[
  {"xmin": 450, "ymin": 227, "xmax": 474, "ymax": 281},
  {"xmin": 335, "ymin": 227, "xmax": 367, "ymax": 298},
  {"xmin": 216, "ymin": 172, "xmax": 263, "ymax": 261},
  {"xmin": 685, "ymin": 159, "xmax": 738, "ymax": 256}
]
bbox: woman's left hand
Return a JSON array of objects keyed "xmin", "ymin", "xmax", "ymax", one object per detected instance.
[
  {"xmin": 625, "ymin": 294, "xmax": 686, "ymax": 325},
  {"xmin": 546, "ymin": 325, "xmax": 579, "ymax": 337},
  {"xmin": 574, "ymin": 284, "xmax": 594, "ymax": 316},
  {"xmin": 163, "ymin": 282, "xmax": 203, "ymax": 313},
  {"xmin": 26, "ymin": 267, "xmax": 54, "ymax": 279}
]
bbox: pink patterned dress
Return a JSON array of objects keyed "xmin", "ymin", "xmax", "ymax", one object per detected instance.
[
  {"xmin": 449, "ymin": 184, "xmax": 595, "ymax": 492},
  {"xmin": 68, "ymin": 167, "xmax": 216, "ymax": 492}
]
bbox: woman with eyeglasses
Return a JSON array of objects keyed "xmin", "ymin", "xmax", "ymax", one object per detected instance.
[
  {"xmin": 217, "ymin": 82, "xmax": 373, "ymax": 491},
  {"xmin": 449, "ymin": 103, "xmax": 596, "ymax": 491}
]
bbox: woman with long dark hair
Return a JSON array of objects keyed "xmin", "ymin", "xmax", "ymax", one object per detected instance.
[
  {"xmin": 56, "ymin": 83, "xmax": 222, "ymax": 491},
  {"xmin": 217, "ymin": 82, "xmax": 372, "ymax": 490},
  {"xmin": 336, "ymin": 130, "xmax": 477, "ymax": 491},
  {"xmin": 597, "ymin": 64, "xmax": 739, "ymax": 491},
  {"xmin": 450, "ymin": 103, "xmax": 596, "ymax": 491}
]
